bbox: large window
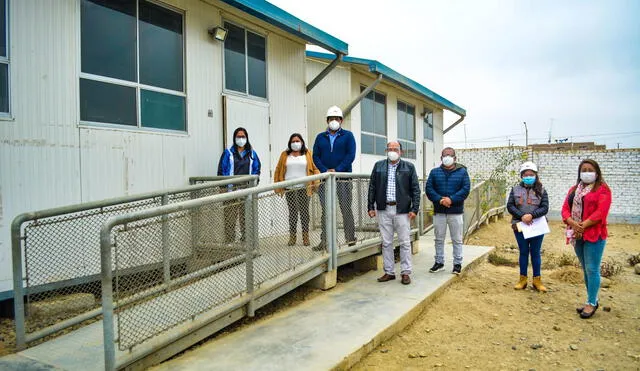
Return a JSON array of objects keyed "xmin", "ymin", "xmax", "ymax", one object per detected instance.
[
  {"xmin": 397, "ymin": 101, "xmax": 416, "ymax": 159},
  {"xmin": 424, "ymin": 110, "xmax": 434, "ymax": 141},
  {"xmin": 224, "ymin": 22, "xmax": 266, "ymax": 99},
  {"xmin": 361, "ymin": 87, "xmax": 386, "ymax": 156},
  {"xmin": 80, "ymin": 0, "xmax": 186, "ymax": 131},
  {"xmin": 0, "ymin": 0, "xmax": 9, "ymax": 115}
]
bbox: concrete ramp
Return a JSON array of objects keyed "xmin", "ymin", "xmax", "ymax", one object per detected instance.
[{"xmin": 152, "ymin": 236, "xmax": 493, "ymax": 371}]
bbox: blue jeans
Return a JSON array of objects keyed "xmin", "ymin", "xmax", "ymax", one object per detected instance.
[
  {"xmin": 514, "ymin": 231, "xmax": 543, "ymax": 276},
  {"xmin": 574, "ymin": 238, "xmax": 606, "ymax": 306}
]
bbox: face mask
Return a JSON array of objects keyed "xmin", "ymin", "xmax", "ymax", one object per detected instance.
[
  {"xmin": 387, "ymin": 151, "xmax": 400, "ymax": 162},
  {"xmin": 290, "ymin": 142, "xmax": 302, "ymax": 151},
  {"xmin": 580, "ymin": 172, "xmax": 596, "ymax": 184},
  {"xmin": 442, "ymin": 156, "xmax": 454, "ymax": 167},
  {"xmin": 235, "ymin": 137, "xmax": 247, "ymax": 147},
  {"xmin": 328, "ymin": 120, "xmax": 340, "ymax": 131},
  {"xmin": 522, "ymin": 176, "xmax": 536, "ymax": 186}
]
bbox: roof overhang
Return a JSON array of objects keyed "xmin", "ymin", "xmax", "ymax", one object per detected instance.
[
  {"xmin": 221, "ymin": 0, "xmax": 348, "ymax": 55},
  {"xmin": 306, "ymin": 51, "xmax": 466, "ymax": 117}
]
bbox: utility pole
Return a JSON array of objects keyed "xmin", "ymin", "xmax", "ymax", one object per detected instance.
[
  {"xmin": 617, "ymin": 142, "xmax": 621, "ymax": 149},
  {"xmin": 548, "ymin": 118, "xmax": 554, "ymax": 144},
  {"xmin": 523, "ymin": 121, "xmax": 528, "ymax": 146}
]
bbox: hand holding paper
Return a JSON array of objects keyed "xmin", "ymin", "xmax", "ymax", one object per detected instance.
[{"xmin": 517, "ymin": 217, "xmax": 550, "ymax": 239}]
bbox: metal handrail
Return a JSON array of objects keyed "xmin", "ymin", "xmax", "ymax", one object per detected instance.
[{"xmin": 12, "ymin": 175, "xmax": 258, "ymax": 350}]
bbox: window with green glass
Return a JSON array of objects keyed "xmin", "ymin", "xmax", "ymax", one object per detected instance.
[
  {"xmin": 80, "ymin": 0, "xmax": 186, "ymax": 131},
  {"xmin": 224, "ymin": 22, "xmax": 267, "ymax": 99},
  {"xmin": 360, "ymin": 86, "xmax": 387, "ymax": 155},
  {"xmin": 397, "ymin": 101, "xmax": 416, "ymax": 159}
]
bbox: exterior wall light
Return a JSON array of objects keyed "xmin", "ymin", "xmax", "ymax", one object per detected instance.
[{"xmin": 208, "ymin": 26, "xmax": 228, "ymax": 41}]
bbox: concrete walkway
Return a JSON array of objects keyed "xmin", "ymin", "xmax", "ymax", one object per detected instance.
[
  {"xmin": 0, "ymin": 233, "xmax": 493, "ymax": 371},
  {"xmin": 152, "ymin": 234, "xmax": 493, "ymax": 371}
]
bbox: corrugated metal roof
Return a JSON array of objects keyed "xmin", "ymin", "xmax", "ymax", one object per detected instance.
[
  {"xmin": 222, "ymin": 0, "xmax": 348, "ymax": 55},
  {"xmin": 306, "ymin": 51, "xmax": 466, "ymax": 117}
]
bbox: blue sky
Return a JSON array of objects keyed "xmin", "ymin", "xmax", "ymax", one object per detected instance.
[{"xmin": 269, "ymin": 0, "xmax": 640, "ymax": 148}]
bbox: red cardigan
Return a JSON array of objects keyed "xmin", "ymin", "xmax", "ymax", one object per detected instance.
[{"xmin": 561, "ymin": 183, "xmax": 612, "ymax": 242}]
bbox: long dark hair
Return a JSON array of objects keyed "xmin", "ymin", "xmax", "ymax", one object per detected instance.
[
  {"xmin": 286, "ymin": 133, "xmax": 307, "ymax": 155},
  {"xmin": 576, "ymin": 159, "xmax": 605, "ymax": 191},
  {"xmin": 521, "ymin": 170, "xmax": 544, "ymax": 198},
  {"xmin": 232, "ymin": 127, "xmax": 252, "ymax": 153}
]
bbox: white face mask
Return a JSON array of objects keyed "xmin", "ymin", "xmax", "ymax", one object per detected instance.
[
  {"xmin": 580, "ymin": 172, "xmax": 597, "ymax": 184},
  {"xmin": 290, "ymin": 142, "xmax": 302, "ymax": 151},
  {"xmin": 328, "ymin": 120, "xmax": 341, "ymax": 131},
  {"xmin": 442, "ymin": 156, "xmax": 455, "ymax": 167},
  {"xmin": 235, "ymin": 137, "xmax": 247, "ymax": 147},
  {"xmin": 387, "ymin": 151, "xmax": 400, "ymax": 162}
]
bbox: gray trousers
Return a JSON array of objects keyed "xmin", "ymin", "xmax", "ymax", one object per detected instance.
[
  {"xmin": 433, "ymin": 213, "xmax": 464, "ymax": 265},
  {"xmin": 378, "ymin": 205, "xmax": 412, "ymax": 275}
]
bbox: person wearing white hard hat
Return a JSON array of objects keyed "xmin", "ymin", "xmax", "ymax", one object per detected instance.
[
  {"xmin": 312, "ymin": 106, "xmax": 357, "ymax": 250},
  {"xmin": 507, "ymin": 161, "xmax": 549, "ymax": 292}
]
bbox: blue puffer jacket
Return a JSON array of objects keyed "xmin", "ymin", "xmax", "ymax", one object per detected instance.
[
  {"xmin": 425, "ymin": 164, "xmax": 471, "ymax": 214},
  {"xmin": 312, "ymin": 129, "xmax": 356, "ymax": 173}
]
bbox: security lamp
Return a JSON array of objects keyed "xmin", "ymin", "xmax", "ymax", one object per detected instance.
[{"xmin": 208, "ymin": 26, "xmax": 228, "ymax": 42}]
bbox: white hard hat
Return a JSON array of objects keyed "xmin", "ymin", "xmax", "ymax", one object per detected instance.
[
  {"xmin": 519, "ymin": 161, "xmax": 538, "ymax": 174},
  {"xmin": 326, "ymin": 105, "xmax": 343, "ymax": 118}
]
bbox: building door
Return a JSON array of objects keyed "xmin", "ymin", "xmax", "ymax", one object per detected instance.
[
  {"xmin": 423, "ymin": 140, "xmax": 436, "ymax": 178},
  {"xmin": 224, "ymin": 95, "xmax": 271, "ymax": 186}
]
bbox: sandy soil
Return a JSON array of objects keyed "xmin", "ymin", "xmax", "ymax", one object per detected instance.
[{"xmin": 352, "ymin": 219, "xmax": 640, "ymax": 371}]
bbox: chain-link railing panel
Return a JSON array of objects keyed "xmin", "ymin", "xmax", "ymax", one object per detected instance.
[
  {"xmin": 418, "ymin": 179, "xmax": 434, "ymax": 232},
  {"xmin": 22, "ymin": 198, "xmax": 160, "ymax": 331},
  {"xmin": 335, "ymin": 178, "xmax": 379, "ymax": 249},
  {"xmin": 18, "ymin": 179, "xmax": 254, "ymax": 341},
  {"xmin": 113, "ymin": 200, "xmax": 248, "ymax": 351}
]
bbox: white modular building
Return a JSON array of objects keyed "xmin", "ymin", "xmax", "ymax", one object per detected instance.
[
  {"xmin": 0, "ymin": 0, "xmax": 348, "ymax": 301},
  {"xmin": 305, "ymin": 51, "xmax": 466, "ymax": 179}
]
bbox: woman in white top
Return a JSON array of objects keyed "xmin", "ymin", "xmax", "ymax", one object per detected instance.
[{"xmin": 274, "ymin": 134, "xmax": 320, "ymax": 246}]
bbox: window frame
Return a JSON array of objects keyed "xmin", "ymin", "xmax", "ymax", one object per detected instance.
[
  {"xmin": 360, "ymin": 85, "xmax": 387, "ymax": 156},
  {"xmin": 0, "ymin": 0, "xmax": 10, "ymax": 119},
  {"xmin": 397, "ymin": 100, "xmax": 416, "ymax": 159},
  {"xmin": 222, "ymin": 19, "xmax": 268, "ymax": 101},
  {"xmin": 78, "ymin": 0, "xmax": 188, "ymax": 133},
  {"xmin": 423, "ymin": 109, "xmax": 434, "ymax": 141}
]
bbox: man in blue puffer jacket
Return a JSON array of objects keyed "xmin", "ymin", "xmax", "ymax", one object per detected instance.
[{"xmin": 425, "ymin": 147, "xmax": 470, "ymax": 275}]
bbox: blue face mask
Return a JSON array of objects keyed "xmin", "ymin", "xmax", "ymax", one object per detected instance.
[{"xmin": 522, "ymin": 176, "xmax": 536, "ymax": 186}]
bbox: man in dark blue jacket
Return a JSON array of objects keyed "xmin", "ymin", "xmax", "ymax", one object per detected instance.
[
  {"xmin": 312, "ymin": 106, "xmax": 356, "ymax": 250},
  {"xmin": 425, "ymin": 147, "xmax": 470, "ymax": 275}
]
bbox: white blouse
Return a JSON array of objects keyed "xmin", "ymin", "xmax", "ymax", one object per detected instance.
[{"xmin": 284, "ymin": 154, "xmax": 307, "ymax": 187}]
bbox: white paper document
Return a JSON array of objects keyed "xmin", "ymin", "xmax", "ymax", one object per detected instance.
[{"xmin": 517, "ymin": 217, "xmax": 550, "ymax": 239}]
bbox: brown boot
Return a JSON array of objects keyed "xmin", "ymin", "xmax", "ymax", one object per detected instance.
[
  {"xmin": 287, "ymin": 234, "xmax": 296, "ymax": 246},
  {"xmin": 532, "ymin": 276, "xmax": 547, "ymax": 292},
  {"xmin": 302, "ymin": 232, "xmax": 310, "ymax": 246},
  {"xmin": 514, "ymin": 275, "xmax": 528, "ymax": 290}
]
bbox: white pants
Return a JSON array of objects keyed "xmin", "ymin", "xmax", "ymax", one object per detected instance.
[
  {"xmin": 378, "ymin": 205, "xmax": 412, "ymax": 275},
  {"xmin": 433, "ymin": 213, "xmax": 464, "ymax": 265}
]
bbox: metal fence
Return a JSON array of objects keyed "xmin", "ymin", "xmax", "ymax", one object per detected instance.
[
  {"xmin": 462, "ymin": 179, "xmax": 507, "ymax": 239},
  {"xmin": 99, "ymin": 173, "xmax": 421, "ymax": 370},
  {"xmin": 11, "ymin": 175, "xmax": 258, "ymax": 349}
]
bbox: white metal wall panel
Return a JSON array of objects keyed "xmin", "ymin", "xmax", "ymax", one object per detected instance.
[
  {"xmin": 267, "ymin": 33, "xmax": 307, "ymax": 180},
  {"xmin": 0, "ymin": 1, "xmax": 82, "ymax": 292},
  {"xmin": 305, "ymin": 60, "xmax": 351, "ymax": 155}
]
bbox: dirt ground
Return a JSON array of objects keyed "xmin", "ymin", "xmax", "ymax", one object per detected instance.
[{"xmin": 353, "ymin": 219, "xmax": 640, "ymax": 371}]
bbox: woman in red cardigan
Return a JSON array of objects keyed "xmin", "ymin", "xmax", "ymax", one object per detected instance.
[{"xmin": 561, "ymin": 159, "xmax": 612, "ymax": 319}]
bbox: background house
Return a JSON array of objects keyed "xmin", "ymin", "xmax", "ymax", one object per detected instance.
[{"xmin": 305, "ymin": 51, "xmax": 466, "ymax": 179}]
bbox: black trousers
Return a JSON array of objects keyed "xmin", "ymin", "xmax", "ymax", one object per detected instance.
[
  {"xmin": 285, "ymin": 188, "xmax": 310, "ymax": 234},
  {"xmin": 317, "ymin": 181, "xmax": 356, "ymax": 243}
]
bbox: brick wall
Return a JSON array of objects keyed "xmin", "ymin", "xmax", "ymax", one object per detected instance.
[{"xmin": 456, "ymin": 146, "xmax": 640, "ymax": 223}]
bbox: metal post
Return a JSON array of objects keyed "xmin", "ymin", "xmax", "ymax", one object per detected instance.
[
  {"xmin": 325, "ymin": 177, "xmax": 334, "ymax": 271},
  {"xmin": 475, "ymin": 187, "xmax": 481, "ymax": 232},
  {"xmin": 306, "ymin": 53, "xmax": 343, "ymax": 93},
  {"xmin": 11, "ymin": 217, "xmax": 26, "ymax": 350},
  {"xmin": 330, "ymin": 175, "xmax": 338, "ymax": 270},
  {"xmin": 161, "ymin": 194, "xmax": 170, "ymax": 284},
  {"xmin": 356, "ymin": 179, "xmax": 362, "ymax": 233},
  {"xmin": 245, "ymin": 190, "xmax": 256, "ymax": 317},
  {"xmin": 101, "ymin": 224, "xmax": 116, "ymax": 371},
  {"xmin": 343, "ymin": 74, "xmax": 383, "ymax": 118}
]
